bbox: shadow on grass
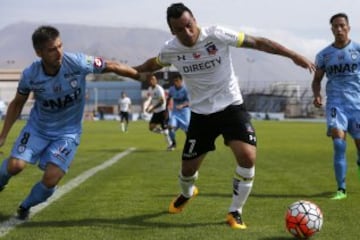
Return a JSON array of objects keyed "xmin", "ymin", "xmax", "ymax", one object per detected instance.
[
  {"xmin": 258, "ymin": 237, "xmax": 294, "ymax": 240},
  {"xmin": 0, "ymin": 214, "xmax": 13, "ymax": 222},
  {"xmin": 82, "ymin": 148, "xmax": 166, "ymax": 154},
  {"xmin": 19, "ymin": 211, "xmax": 225, "ymax": 229},
  {"xmin": 251, "ymin": 191, "xmax": 333, "ymax": 199},
  {"xmin": 156, "ymin": 191, "xmax": 333, "ymax": 199}
]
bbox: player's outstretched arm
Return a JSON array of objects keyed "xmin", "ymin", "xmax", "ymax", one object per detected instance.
[
  {"xmin": 103, "ymin": 60, "xmax": 139, "ymax": 79},
  {"xmin": 242, "ymin": 34, "xmax": 316, "ymax": 73},
  {"xmin": 132, "ymin": 57, "xmax": 164, "ymax": 82},
  {"xmin": 134, "ymin": 57, "xmax": 163, "ymax": 73}
]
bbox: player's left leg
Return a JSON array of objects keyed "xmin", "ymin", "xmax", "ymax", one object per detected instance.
[
  {"xmin": 227, "ymin": 140, "xmax": 256, "ymax": 229},
  {"xmin": 120, "ymin": 112, "xmax": 126, "ymax": 132},
  {"xmin": 18, "ymin": 135, "xmax": 78, "ymax": 220},
  {"xmin": 221, "ymin": 104, "xmax": 256, "ymax": 229},
  {"xmin": 124, "ymin": 113, "xmax": 129, "ymax": 132}
]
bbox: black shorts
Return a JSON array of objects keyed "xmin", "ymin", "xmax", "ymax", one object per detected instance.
[
  {"xmin": 120, "ymin": 111, "xmax": 129, "ymax": 122},
  {"xmin": 150, "ymin": 110, "xmax": 168, "ymax": 129},
  {"xmin": 182, "ymin": 104, "xmax": 257, "ymax": 160}
]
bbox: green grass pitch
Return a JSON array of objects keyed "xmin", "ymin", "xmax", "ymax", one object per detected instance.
[{"xmin": 0, "ymin": 120, "xmax": 359, "ymax": 239}]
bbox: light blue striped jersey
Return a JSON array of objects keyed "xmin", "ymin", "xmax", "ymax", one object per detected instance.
[
  {"xmin": 168, "ymin": 85, "xmax": 190, "ymax": 112},
  {"xmin": 19, "ymin": 52, "xmax": 106, "ymax": 137},
  {"xmin": 315, "ymin": 40, "xmax": 360, "ymax": 108}
]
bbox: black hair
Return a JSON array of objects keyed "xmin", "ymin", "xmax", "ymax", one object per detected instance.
[
  {"xmin": 166, "ymin": 2, "xmax": 193, "ymax": 31},
  {"xmin": 32, "ymin": 25, "xmax": 60, "ymax": 50},
  {"xmin": 172, "ymin": 72, "xmax": 183, "ymax": 80},
  {"xmin": 330, "ymin": 13, "xmax": 349, "ymax": 25}
]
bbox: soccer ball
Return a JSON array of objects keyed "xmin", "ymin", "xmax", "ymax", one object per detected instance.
[{"xmin": 285, "ymin": 200, "xmax": 323, "ymax": 239}]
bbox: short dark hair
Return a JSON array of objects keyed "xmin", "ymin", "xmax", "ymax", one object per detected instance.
[
  {"xmin": 166, "ymin": 3, "xmax": 193, "ymax": 31},
  {"xmin": 330, "ymin": 13, "xmax": 349, "ymax": 24},
  {"xmin": 172, "ymin": 72, "xmax": 183, "ymax": 80},
  {"xmin": 32, "ymin": 25, "xmax": 60, "ymax": 50}
]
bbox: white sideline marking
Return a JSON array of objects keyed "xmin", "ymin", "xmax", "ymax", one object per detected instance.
[{"xmin": 0, "ymin": 147, "xmax": 136, "ymax": 238}]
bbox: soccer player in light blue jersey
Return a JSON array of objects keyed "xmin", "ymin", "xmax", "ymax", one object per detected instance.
[
  {"xmin": 312, "ymin": 13, "xmax": 360, "ymax": 200},
  {"xmin": 0, "ymin": 25, "xmax": 140, "ymax": 219},
  {"xmin": 166, "ymin": 73, "xmax": 190, "ymax": 151}
]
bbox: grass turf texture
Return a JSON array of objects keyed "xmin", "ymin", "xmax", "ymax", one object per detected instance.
[{"xmin": 0, "ymin": 120, "xmax": 359, "ymax": 239}]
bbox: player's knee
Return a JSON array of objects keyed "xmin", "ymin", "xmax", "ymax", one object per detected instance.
[
  {"xmin": 333, "ymin": 138, "xmax": 346, "ymax": 152},
  {"xmin": 7, "ymin": 158, "xmax": 26, "ymax": 175},
  {"xmin": 42, "ymin": 166, "xmax": 65, "ymax": 188},
  {"xmin": 236, "ymin": 150, "xmax": 256, "ymax": 168}
]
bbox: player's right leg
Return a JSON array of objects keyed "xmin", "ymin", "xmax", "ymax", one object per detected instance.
[
  {"xmin": 0, "ymin": 125, "xmax": 46, "ymax": 191},
  {"xmin": 168, "ymin": 174, "xmax": 199, "ymax": 213},
  {"xmin": 168, "ymin": 112, "xmax": 215, "ymax": 213}
]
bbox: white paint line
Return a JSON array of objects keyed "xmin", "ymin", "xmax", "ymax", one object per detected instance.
[{"xmin": 0, "ymin": 147, "xmax": 136, "ymax": 238}]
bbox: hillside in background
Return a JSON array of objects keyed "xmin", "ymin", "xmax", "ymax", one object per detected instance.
[{"xmin": 0, "ymin": 22, "xmax": 313, "ymax": 90}]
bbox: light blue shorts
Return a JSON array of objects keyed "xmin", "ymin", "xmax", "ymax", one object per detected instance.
[
  {"xmin": 169, "ymin": 108, "xmax": 190, "ymax": 132},
  {"xmin": 10, "ymin": 124, "xmax": 80, "ymax": 173},
  {"xmin": 326, "ymin": 106, "xmax": 360, "ymax": 139}
]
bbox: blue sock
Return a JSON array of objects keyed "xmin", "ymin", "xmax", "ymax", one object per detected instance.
[
  {"xmin": 333, "ymin": 138, "xmax": 347, "ymax": 190},
  {"xmin": 169, "ymin": 129, "xmax": 176, "ymax": 146},
  {"xmin": 21, "ymin": 181, "xmax": 55, "ymax": 209},
  {"xmin": 0, "ymin": 159, "xmax": 12, "ymax": 188}
]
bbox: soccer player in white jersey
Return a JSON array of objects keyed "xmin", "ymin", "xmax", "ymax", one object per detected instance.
[
  {"xmin": 166, "ymin": 73, "xmax": 190, "ymax": 151},
  {"xmin": 134, "ymin": 3, "xmax": 315, "ymax": 229},
  {"xmin": 0, "ymin": 25, "xmax": 140, "ymax": 220},
  {"xmin": 312, "ymin": 13, "xmax": 360, "ymax": 200},
  {"xmin": 118, "ymin": 91, "xmax": 132, "ymax": 132},
  {"xmin": 145, "ymin": 75, "xmax": 173, "ymax": 149}
]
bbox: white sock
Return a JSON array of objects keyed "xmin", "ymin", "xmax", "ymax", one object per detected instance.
[
  {"xmin": 152, "ymin": 127, "xmax": 163, "ymax": 134},
  {"xmin": 121, "ymin": 123, "xmax": 125, "ymax": 132},
  {"xmin": 229, "ymin": 166, "xmax": 255, "ymax": 214},
  {"xmin": 179, "ymin": 171, "xmax": 198, "ymax": 198},
  {"xmin": 163, "ymin": 129, "xmax": 173, "ymax": 146}
]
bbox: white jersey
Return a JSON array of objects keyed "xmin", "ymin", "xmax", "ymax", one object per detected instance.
[
  {"xmin": 157, "ymin": 25, "xmax": 244, "ymax": 114},
  {"xmin": 148, "ymin": 84, "xmax": 166, "ymax": 113},
  {"xmin": 118, "ymin": 97, "xmax": 131, "ymax": 112}
]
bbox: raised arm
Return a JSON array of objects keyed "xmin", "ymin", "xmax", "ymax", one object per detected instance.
[
  {"xmin": 242, "ymin": 34, "xmax": 316, "ymax": 73},
  {"xmin": 133, "ymin": 57, "xmax": 164, "ymax": 73}
]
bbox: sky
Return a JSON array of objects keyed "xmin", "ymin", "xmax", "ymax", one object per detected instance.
[{"xmin": 1, "ymin": 0, "xmax": 360, "ymax": 59}]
